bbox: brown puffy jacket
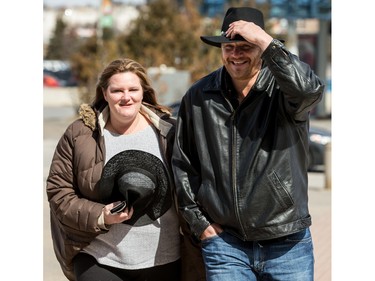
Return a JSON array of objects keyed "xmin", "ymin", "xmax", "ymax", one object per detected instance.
[{"xmin": 46, "ymin": 103, "xmax": 205, "ymax": 281}]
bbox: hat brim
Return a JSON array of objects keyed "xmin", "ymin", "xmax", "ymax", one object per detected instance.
[
  {"xmin": 99, "ymin": 150, "xmax": 171, "ymax": 226},
  {"xmin": 200, "ymin": 35, "xmax": 246, "ymax": 48}
]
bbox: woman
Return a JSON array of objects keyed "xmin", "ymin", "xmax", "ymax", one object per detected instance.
[{"xmin": 46, "ymin": 58, "xmax": 202, "ymax": 281}]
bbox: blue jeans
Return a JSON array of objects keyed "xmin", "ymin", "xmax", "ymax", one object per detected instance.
[{"xmin": 201, "ymin": 228, "xmax": 314, "ymax": 281}]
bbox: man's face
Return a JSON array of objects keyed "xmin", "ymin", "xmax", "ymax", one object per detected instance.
[{"xmin": 221, "ymin": 42, "xmax": 263, "ymax": 81}]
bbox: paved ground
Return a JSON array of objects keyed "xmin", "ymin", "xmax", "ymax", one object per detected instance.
[{"xmin": 43, "ymin": 87, "xmax": 331, "ymax": 280}]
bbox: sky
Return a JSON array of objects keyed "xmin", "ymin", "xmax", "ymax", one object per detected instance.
[{"xmin": 43, "ymin": 0, "xmax": 145, "ymax": 8}]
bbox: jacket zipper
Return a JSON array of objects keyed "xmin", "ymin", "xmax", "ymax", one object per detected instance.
[
  {"xmin": 230, "ymin": 112, "xmax": 248, "ymax": 240},
  {"xmin": 222, "ymin": 91, "xmax": 248, "ymax": 240}
]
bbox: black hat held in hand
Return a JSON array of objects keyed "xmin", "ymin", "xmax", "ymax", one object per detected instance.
[
  {"xmin": 99, "ymin": 150, "xmax": 172, "ymax": 226},
  {"xmin": 200, "ymin": 7, "xmax": 265, "ymax": 48}
]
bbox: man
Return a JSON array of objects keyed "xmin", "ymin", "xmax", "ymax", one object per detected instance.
[{"xmin": 171, "ymin": 7, "xmax": 324, "ymax": 281}]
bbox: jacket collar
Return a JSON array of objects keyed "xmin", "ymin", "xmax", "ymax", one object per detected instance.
[
  {"xmin": 79, "ymin": 103, "xmax": 173, "ymax": 138},
  {"xmin": 140, "ymin": 105, "xmax": 173, "ymax": 138},
  {"xmin": 203, "ymin": 65, "xmax": 274, "ymax": 95}
]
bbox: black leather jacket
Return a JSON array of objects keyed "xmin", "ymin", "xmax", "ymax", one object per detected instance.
[{"xmin": 172, "ymin": 39, "xmax": 325, "ymax": 241}]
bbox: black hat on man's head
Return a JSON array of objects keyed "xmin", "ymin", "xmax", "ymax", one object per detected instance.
[
  {"xmin": 98, "ymin": 150, "xmax": 171, "ymax": 226},
  {"xmin": 201, "ymin": 7, "xmax": 265, "ymax": 48}
]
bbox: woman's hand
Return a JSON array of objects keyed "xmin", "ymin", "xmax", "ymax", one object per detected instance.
[{"xmin": 102, "ymin": 201, "xmax": 134, "ymax": 225}]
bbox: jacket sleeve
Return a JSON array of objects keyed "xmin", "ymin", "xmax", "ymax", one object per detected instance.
[
  {"xmin": 171, "ymin": 96, "xmax": 211, "ymax": 241},
  {"xmin": 261, "ymin": 39, "xmax": 325, "ymax": 121},
  {"xmin": 46, "ymin": 122, "xmax": 107, "ymax": 238}
]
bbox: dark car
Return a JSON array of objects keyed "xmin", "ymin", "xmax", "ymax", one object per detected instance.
[
  {"xmin": 167, "ymin": 101, "xmax": 331, "ymax": 172},
  {"xmin": 43, "ymin": 60, "xmax": 78, "ymax": 87},
  {"xmin": 308, "ymin": 125, "xmax": 331, "ymax": 171}
]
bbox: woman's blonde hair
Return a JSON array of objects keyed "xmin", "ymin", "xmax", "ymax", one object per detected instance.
[{"xmin": 93, "ymin": 58, "xmax": 170, "ymax": 114}]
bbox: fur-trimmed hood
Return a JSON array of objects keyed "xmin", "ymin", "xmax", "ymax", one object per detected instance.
[
  {"xmin": 78, "ymin": 103, "xmax": 97, "ymax": 131},
  {"xmin": 77, "ymin": 103, "xmax": 174, "ymax": 138}
]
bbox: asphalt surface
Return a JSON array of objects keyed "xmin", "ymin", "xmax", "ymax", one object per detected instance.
[{"xmin": 43, "ymin": 87, "xmax": 331, "ymax": 281}]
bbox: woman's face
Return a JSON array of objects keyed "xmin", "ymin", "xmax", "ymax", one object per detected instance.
[{"xmin": 103, "ymin": 72, "xmax": 143, "ymax": 124}]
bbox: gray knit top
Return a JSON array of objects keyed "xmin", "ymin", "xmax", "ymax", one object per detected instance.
[{"xmin": 83, "ymin": 124, "xmax": 180, "ymax": 269}]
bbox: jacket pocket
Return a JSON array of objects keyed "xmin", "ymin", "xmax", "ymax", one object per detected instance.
[
  {"xmin": 267, "ymin": 170, "xmax": 294, "ymax": 210},
  {"xmin": 50, "ymin": 211, "xmax": 98, "ymax": 263}
]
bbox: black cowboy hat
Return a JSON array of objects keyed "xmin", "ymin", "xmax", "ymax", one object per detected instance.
[
  {"xmin": 201, "ymin": 7, "xmax": 265, "ymax": 48},
  {"xmin": 98, "ymin": 150, "xmax": 172, "ymax": 226}
]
